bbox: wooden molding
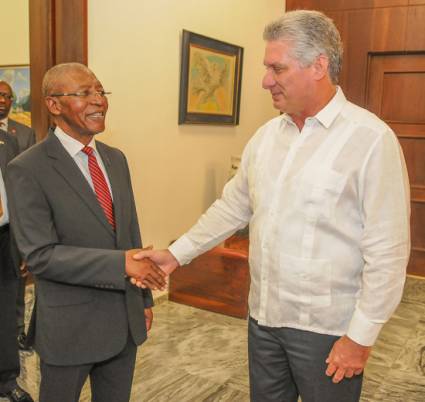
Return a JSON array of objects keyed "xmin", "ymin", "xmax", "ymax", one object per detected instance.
[{"xmin": 29, "ymin": 0, "xmax": 87, "ymax": 140}]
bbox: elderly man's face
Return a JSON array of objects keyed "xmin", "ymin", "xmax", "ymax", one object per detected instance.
[
  {"xmin": 0, "ymin": 82, "xmax": 13, "ymax": 120},
  {"xmin": 262, "ymin": 40, "xmax": 316, "ymax": 116},
  {"xmin": 49, "ymin": 69, "xmax": 108, "ymax": 141}
]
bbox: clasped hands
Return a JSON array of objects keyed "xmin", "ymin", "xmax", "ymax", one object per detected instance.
[{"xmin": 125, "ymin": 248, "xmax": 179, "ymax": 291}]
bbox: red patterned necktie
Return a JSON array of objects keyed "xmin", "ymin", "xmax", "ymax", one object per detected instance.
[{"xmin": 82, "ymin": 146, "xmax": 116, "ymax": 230}]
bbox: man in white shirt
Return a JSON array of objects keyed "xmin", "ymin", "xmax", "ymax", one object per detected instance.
[{"xmin": 133, "ymin": 10, "xmax": 410, "ymax": 402}]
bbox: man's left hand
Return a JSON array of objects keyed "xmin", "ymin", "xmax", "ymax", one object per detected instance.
[
  {"xmin": 144, "ymin": 308, "xmax": 153, "ymax": 332},
  {"xmin": 20, "ymin": 262, "xmax": 29, "ymax": 278},
  {"xmin": 325, "ymin": 335, "xmax": 371, "ymax": 383}
]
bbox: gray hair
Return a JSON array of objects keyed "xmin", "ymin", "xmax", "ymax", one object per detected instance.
[
  {"xmin": 42, "ymin": 62, "xmax": 93, "ymax": 96},
  {"xmin": 263, "ymin": 10, "xmax": 343, "ymax": 84}
]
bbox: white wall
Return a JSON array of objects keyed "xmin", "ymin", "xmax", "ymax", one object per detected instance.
[
  {"xmin": 88, "ymin": 0, "xmax": 284, "ymax": 248},
  {"xmin": 2, "ymin": 0, "xmax": 29, "ymax": 65}
]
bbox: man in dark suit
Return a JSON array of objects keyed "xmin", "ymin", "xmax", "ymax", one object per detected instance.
[
  {"xmin": 0, "ymin": 80, "xmax": 36, "ymax": 350},
  {"xmin": 6, "ymin": 63, "xmax": 166, "ymax": 402},
  {"xmin": 0, "ymin": 129, "xmax": 33, "ymax": 402},
  {"xmin": 0, "ymin": 81, "xmax": 36, "ymax": 153}
]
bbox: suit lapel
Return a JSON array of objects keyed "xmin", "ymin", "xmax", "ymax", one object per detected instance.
[
  {"xmin": 7, "ymin": 119, "xmax": 17, "ymax": 135},
  {"xmin": 0, "ymin": 130, "xmax": 17, "ymax": 174},
  {"xmin": 96, "ymin": 141, "xmax": 123, "ymax": 240},
  {"xmin": 0, "ymin": 132, "xmax": 7, "ymax": 174},
  {"xmin": 45, "ymin": 132, "xmax": 115, "ymax": 237}
]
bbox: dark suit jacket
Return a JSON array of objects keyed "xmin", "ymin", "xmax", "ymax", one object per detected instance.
[
  {"xmin": 0, "ymin": 130, "xmax": 19, "ymax": 281},
  {"xmin": 7, "ymin": 119, "xmax": 36, "ymax": 153},
  {"xmin": 6, "ymin": 119, "xmax": 36, "ymax": 271},
  {"xmin": 6, "ymin": 131, "xmax": 153, "ymax": 366}
]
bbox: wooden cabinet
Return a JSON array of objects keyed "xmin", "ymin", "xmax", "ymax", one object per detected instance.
[{"xmin": 169, "ymin": 236, "xmax": 250, "ymax": 319}]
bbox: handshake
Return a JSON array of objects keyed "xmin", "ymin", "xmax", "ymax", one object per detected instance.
[{"xmin": 125, "ymin": 248, "xmax": 180, "ymax": 290}]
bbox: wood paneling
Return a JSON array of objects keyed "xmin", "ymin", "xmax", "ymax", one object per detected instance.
[
  {"xmin": 381, "ymin": 73, "xmax": 425, "ymax": 122},
  {"xmin": 29, "ymin": 0, "xmax": 87, "ymax": 139},
  {"xmin": 55, "ymin": 0, "xmax": 88, "ymax": 64},
  {"xmin": 399, "ymin": 139, "xmax": 425, "ymax": 189},
  {"xmin": 406, "ymin": 6, "xmax": 425, "ymax": 50},
  {"xmin": 366, "ymin": 53, "xmax": 425, "ymax": 275},
  {"xmin": 29, "ymin": 0, "xmax": 54, "ymax": 141},
  {"xmin": 338, "ymin": 7, "xmax": 407, "ymax": 105}
]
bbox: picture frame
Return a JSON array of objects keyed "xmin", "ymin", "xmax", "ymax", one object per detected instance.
[
  {"xmin": 0, "ymin": 64, "xmax": 31, "ymax": 127},
  {"xmin": 178, "ymin": 30, "xmax": 243, "ymax": 125}
]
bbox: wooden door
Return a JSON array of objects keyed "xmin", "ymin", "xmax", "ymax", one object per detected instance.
[{"xmin": 366, "ymin": 53, "xmax": 425, "ymax": 276}]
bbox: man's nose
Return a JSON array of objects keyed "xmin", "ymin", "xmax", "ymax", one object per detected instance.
[
  {"xmin": 262, "ymin": 69, "xmax": 275, "ymax": 89},
  {"xmin": 89, "ymin": 93, "xmax": 106, "ymax": 105}
]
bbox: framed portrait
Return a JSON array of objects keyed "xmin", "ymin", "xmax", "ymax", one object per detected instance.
[
  {"xmin": 178, "ymin": 30, "xmax": 243, "ymax": 125},
  {"xmin": 0, "ymin": 64, "xmax": 31, "ymax": 127}
]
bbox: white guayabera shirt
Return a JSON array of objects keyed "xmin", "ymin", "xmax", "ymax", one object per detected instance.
[{"xmin": 169, "ymin": 87, "xmax": 410, "ymax": 346}]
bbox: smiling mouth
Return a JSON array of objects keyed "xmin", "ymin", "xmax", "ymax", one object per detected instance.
[{"xmin": 87, "ymin": 112, "xmax": 105, "ymax": 120}]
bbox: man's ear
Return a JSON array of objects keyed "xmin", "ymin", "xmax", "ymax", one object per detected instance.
[
  {"xmin": 45, "ymin": 97, "xmax": 62, "ymax": 116},
  {"xmin": 312, "ymin": 54, "xmax": 330, "ymax": 81}
]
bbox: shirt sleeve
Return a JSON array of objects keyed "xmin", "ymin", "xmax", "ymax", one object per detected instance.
[
  {"xmin": 169, "ymin": 142, "xmax": 254, "ymax": 265},
  {"xmin": 347, "ymin": 128, "xmax": 410, "ymax": 346}
]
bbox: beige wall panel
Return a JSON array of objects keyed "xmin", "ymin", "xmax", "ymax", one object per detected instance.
[
  {"xmin": 88, "ymin": 0, "xmax": 285, "ymax": 248},
  {"xmin": 286, "ymin": 0, "xmax": 408, "ymax": 11},
  {"xmin": 1, "ymin": 0, "xmax": 29, "ymax": 65}
]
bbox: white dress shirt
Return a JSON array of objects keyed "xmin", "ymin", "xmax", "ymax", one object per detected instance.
[
  {"xmin": 0, "ymin": 167, "xmax": 9, "ymax": 226},
  {"xmin": 54, "ymin": 127, "xmax": 113, "ymax": 198},
  {"xmin": 1, "ymin": 119, "xmax": 10, "ymax": 225},
  {"xmin": 169, "ymin": 87, "xmax": 410, "ymax": 346},
  {"xmin": 0, "ymin": 118, "xmax": 8, "ymax": 131}
]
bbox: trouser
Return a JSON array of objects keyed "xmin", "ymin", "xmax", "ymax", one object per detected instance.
[
  {"xmin": 39, "ymin": 336, "xmax": 138, "ymax": 402},
  {"xmin": 248, "ymin": 317, "xmax": 363, "ymax": 402},
  {"xmin": 16, "ymin": 275, "xmax": 26, "ymax": 335},
  {"xmin": 0, "ymin": 278, "xmax": 20, "ymax": 393}
]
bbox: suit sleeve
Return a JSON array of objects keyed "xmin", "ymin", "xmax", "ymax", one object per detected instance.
[
  {"xmin": 122, "ymin": 153, "xmax": 153, "ymax": 308},
  {"xmin": 28, "ymin": 129, "xmax": 36, "ymax": 148},
  {"xmin": 6, "ymin": 160, "xmax": 127, "ymax": 291},
  {"xmin": 3, "ymin": 135, "xmax": 21, "ymax": 275}
]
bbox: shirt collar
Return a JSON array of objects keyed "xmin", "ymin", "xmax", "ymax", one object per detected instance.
[
  {"xmin": 315, "ymin": 86, "xmax": 346, "ymax": 128},
  {"xmin": 279, "ymin": 86, "xmax": 347, "ymax": 130},
  {"xmin": 0, "ymin": 117, "xmax": 8, "ymax": 131},
  {"xmin": 54, "ymin": 126, "xmax": 97, "ymax": 158}
]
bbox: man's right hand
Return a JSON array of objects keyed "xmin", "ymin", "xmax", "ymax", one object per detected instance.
[
  {"xmin": 130, "ymin": 249, "xmax": 180, "ymax": 288},
  {"xmin": 125, "ymin": 249, "xmax": 167, "ymax": 290}
]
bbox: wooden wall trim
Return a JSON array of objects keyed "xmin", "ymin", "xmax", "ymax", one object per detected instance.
[
  {"xmin": 29, "ymin": 0, "xmax": 54, "ymax": 141},
  {"xmin": 29, "ymin": 0, "xmax": 87, "ymax": 139},
  {"xmin": 286, "ymin": 0, "xmax": 409, "ymax": 11},
  {"xmin": 55, "ymin": 0, "xmax": 88, "ymax": 64}
]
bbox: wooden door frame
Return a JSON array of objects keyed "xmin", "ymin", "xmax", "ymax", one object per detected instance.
[{"xmin": 29, "ymin": 0, "xmax": 87, "ymax": 140}]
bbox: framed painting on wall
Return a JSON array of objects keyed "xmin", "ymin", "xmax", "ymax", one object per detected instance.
[
  {"xmin": 0, "ymin": 64, "xmax": 31, "ymax": 127},
  {"xmin": 178, "ymin": 30, "xmax": 243, "ymax": 125}
]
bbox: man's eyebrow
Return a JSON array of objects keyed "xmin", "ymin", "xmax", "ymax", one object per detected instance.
[{"xmin": 264, "ymin": 62, "xmax": 286, "ymax": 68}]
